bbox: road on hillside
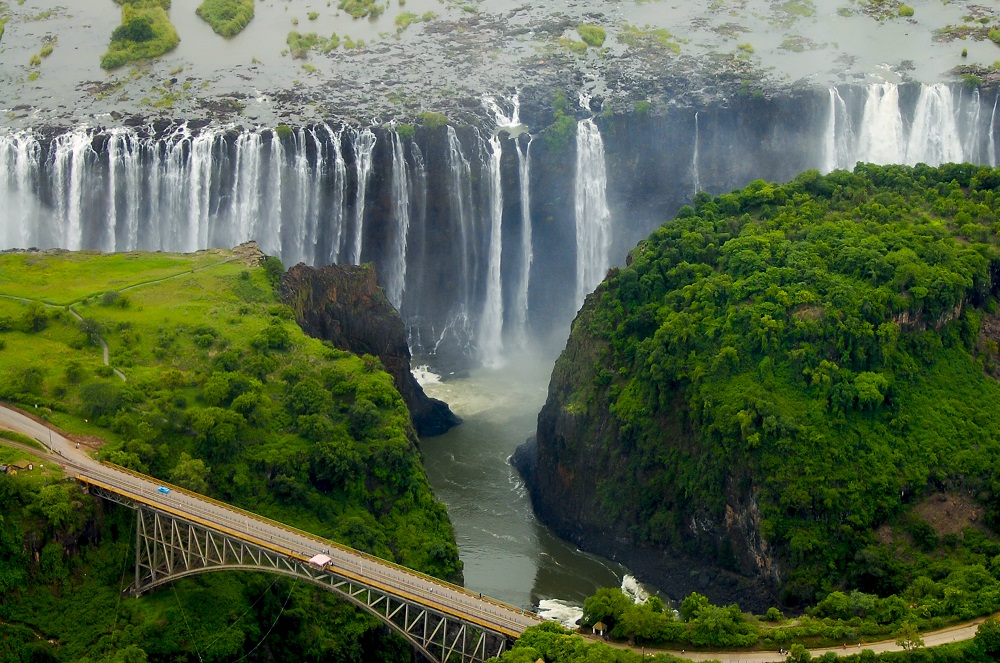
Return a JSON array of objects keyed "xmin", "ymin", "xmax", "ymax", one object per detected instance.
[{"xmin": 0, "ymin": 404, "xmax": 543, "ymax": 638}]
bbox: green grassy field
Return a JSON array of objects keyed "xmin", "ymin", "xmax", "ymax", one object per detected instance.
[{"xmin": 0, "ymin": 247, "xmax": 462, "ymax": 661}]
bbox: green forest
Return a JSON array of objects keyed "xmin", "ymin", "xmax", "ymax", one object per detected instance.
[
  {"xmin": 0, "ymin": 250, "xmax": 460, "ymax": 661},
  {"xmin": 556, "ymin": 162, "xmax": 1000, "ymax": 609}
]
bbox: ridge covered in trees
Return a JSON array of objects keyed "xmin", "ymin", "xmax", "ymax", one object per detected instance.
[{"xmin": 538, "ymin": 162, "xmax": 1000, "ymax": 608}]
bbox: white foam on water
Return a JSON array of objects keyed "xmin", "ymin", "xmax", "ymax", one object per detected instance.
[
  {"xmin": 621, "ymin": 574, "xmax": 651, "ymax": 603},
  {"xmin": 537, "ymin": 599, "xmax": 583, "ymax": 628},
  {"xmin": 411, "ymin": 365, "xmax": 442, "ymax": 385}
]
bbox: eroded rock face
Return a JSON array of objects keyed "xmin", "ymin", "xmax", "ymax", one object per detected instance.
[
  {"xmin": 513, "ymin": 292, "xmax": 779, "ymax": 612},
  {"xmin": 281, "ymin": 262, "xmax": 460, "ymax": 437}
]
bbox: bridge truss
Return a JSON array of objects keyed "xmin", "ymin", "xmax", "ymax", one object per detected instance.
[{"xmin": 87, "ymin": 485, "xmax": 511, "ymax": 663}]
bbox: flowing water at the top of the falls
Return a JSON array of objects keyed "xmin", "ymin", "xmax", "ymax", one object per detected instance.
[
  {"xmin": 574, "ymin": 119, "xmax": 611, "ymax": 312},
  {"xmin": 478, "ymin": 134, "xmax": 505, "ymax": 368}
]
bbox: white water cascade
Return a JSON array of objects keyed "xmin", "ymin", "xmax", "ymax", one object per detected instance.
[
  {"xmin": 511, "ymin": 135, "xmax": 533, "ymax": 350},
  {"xmin": 990, "ymin": 95, "xmax": 998, "ymax": 167},
  {"xmin": 478, "ymin": 133, "xmax": 505, "ymax": 367},
  {"xmin": 52, "ymin": 129, "xmax": 92, "ymax": 251},
  {"xmin": 386, "ymin": 131, "xmax": 411, "ymax": 309},
  {"xmin": 905, "ymin": 84, "xmax": 963, "ymax": 165},
  {"xmin": 856, "ymin": 82, "xmax": 905, "ymax": 165},
  {"xmin": 822, "ymin": 88, "xmax": 852, "ymax": 173},
  {"xmin": 327, "ymin": 126, "xmax": 348, "ymax": 264},
  {"xmin": 446, "ymin": 126, "xmax": 476, "ymax": 315},
  {"xmin": 0, "ymin": 131, "xmax": 40, "ymax": 249},
  {"xmin": 692, "ymin": 111, "xmax": 701, "ymax": 194},
  {"xmin": 574, "ymin": 118, "xmax": 612, "ymax": 310},
  {"xmin": 350, "ymin": 128, "xmax": 376, "ymax": 265}
]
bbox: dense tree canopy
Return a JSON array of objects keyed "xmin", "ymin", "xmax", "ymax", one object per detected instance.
[{"xmin": 566, "ymin": 163, "xmax": 1000, "ymax": 602}]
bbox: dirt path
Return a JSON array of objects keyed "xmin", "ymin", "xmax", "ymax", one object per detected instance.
[{"xmin": 587, "ymin": 613, "xmax": 992, "ymax": 661}]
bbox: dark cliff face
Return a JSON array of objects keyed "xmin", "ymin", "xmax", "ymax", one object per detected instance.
[
  {"xmin": 281, "ymin": 262, "xmax": 461, "ymax": 437},
  {"xmin": 514, "ymin": 289, "xmax": 779, "ymax": 612}
]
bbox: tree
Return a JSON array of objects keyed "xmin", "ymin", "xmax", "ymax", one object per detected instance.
[
  {"xmin": 169, "ymin": 453, "xmax": 210, "ymax": 493},
  {"xmin": 895, "ymin": 622, "xmax": 924, "ymax": 651},
  {"xmin": 976, "ymin": 616, "xmax": 1000, "ymax": 658},
  {"xmin": 581, "ymin": 587, "xmax": 632, "ymax": 628},
  {"xmin": 679, "ymin": 592, "xmax": 710, "ymax": 621},
  {"xmin": 787, "ymin": 643, "xmax": 811, "ymax": 662}
]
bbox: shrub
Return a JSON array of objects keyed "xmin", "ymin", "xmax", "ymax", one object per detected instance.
[
  {"xmin": 577, "ymin": 24, "xmax": 606, "ymax": 47},
  {"xmin": 102, "ymin": 1, "xmax": 180, "ymax": 70},
  {"xmin": 898, "ymin": 4, "xmax": 914, "ymax": 17},
  {"xmin": 196, "ymin": 0, "xmax": 254, "ymax": 37},
  {"xmin": 418, "ymin": 111, "xmax": 448, "ymax": 128},
  {"xmin": 991, "ymin": 28, "xmax": 1000, "ymax": 45}
]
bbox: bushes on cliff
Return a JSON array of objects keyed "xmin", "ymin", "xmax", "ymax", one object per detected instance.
[{"xmin": 560, "ymin": 163, "xmax": 1000, "ymax": 604}]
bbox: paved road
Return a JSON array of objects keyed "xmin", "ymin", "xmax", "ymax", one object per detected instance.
[{"xmin": 0, "ymin": 404, "xmax": 543, "ymax": 639}]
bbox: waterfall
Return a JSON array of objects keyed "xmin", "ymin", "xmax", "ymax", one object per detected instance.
[
  {"xmin": 574, "ymin": 119, "xmax": 612, "ymax": 310},
  {"xmin": 857, "ymin": 83, "xmax": 905, "ymax": 165},
  {"xmin": 386, "ymin": 131, "xmax": 411, "ymax": 309},
  {"xmin": 478, "ymin": 133, "xmax": 504, "ymax": 366},
  {"xmin": 692, "ymin": 111, "xmax": 701, "ymax": 193},
  {"xmin": 990, "ymin": 95, "xmax": 998, "ymax": 167},
  {"xmin": 0, "ymin": 131, "xmax": 41, "ymax": 248},
  {"xmin": 261, "ymin": 130, "xmax": 283, "ymax": 260},
  {"xmin": 409, "ymin": 141, "xmax": 428, "ymax": 315},
  {"xmin": 511, "ymin": 135, "xmax": 533, "ymax": 350},
  {"xmin": 326, "ymin": 126, "xmax": 348, "ymax": 264},
  {"xmin": 350, "ymin": 127, "xmax": 376, "ymax": 265},
  {"xmin": 447, "ymin": 126, "xmax": 475, "ymax": 314},
  {"xmin": 822, "ymin": 88, "xmax": 852, "ymax": 172},
  {"xmin": 231, "ymin": 131, "xmax": 263, "ymax": 248},
  {"xmin": 905, "ymin": 84, "xmax": 962, "ymax": 165},
  {"xmin": 52, "ymin": 129, "xmax": 92, "ymax": 251},
  {"xmin": 960, "ymin": 89, "xmax": 982, "ymax": 165}
]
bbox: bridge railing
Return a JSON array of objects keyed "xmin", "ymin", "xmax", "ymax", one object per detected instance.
[{"xmin": 97, "ymin": 460, "xmax": 540, "ymax": 621}]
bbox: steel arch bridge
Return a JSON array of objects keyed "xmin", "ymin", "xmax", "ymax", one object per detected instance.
[{"xmin": 84, "ymin": 481, "xmax": 525, "ymax": 663}]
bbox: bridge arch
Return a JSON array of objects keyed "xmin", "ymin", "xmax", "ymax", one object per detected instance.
[{"xmin": 125, "ymin": 501, "xmax": 512, "ymax": 663}]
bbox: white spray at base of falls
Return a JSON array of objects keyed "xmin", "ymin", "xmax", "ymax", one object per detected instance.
[
  {"xmin": 478, "ymin": 133, "xmax": 505, "ymax": 367},
  {"xmin": 0, "ymin": 131, "xmax": 39, "ymax": 249},
  {"xmin": 350, "ymin": 127, "xmax": 376, "ymax": 265},
  {"xmin": 386, "ymin": 131, "xmax": 411, "ymax": 309},
  {"xmin": 574, "ymin": 119, "xmax": 612, "ymax": 311},
  {"xmin": 511, "ymin": 135, "xmax": 533, "ymax": 350}
]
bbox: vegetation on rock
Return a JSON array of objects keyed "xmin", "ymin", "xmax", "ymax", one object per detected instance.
[
  {"xmin": 101, "ymin": 0, "xmax": 179, "ymax": 69},
  {"xmin": 0, "ymin": 248, "xmax": 461, "ymax": 660},
  {"xmin": 536, "ymin": 163, "xmax": 1000, "ymax": 611},
  {"xmin": 196, "ymin": 0, "xmax": 254, "ymax": 37}
]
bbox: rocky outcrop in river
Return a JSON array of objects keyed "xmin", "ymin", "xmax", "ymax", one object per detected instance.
[{"xmin": 282, "ymin": 262, "xmax": 460, "ymax": 437}]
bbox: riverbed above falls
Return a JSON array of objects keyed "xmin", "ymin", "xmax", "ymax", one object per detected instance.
[{"xmin": 2, "ymin": 0, "xmax": 1000, "ymax": 129}]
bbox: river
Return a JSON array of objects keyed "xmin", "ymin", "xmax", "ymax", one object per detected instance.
[{"xmin": 416, "ymin": 353, "xmax": 650, "ymax": 626}]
